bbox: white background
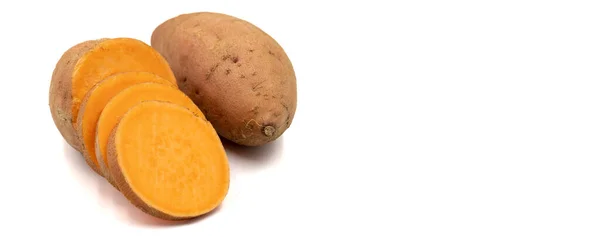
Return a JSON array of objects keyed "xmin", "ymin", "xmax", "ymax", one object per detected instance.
[{"xmin": 1, "ymin": 0, "xmax": 599, "ymax": 236}]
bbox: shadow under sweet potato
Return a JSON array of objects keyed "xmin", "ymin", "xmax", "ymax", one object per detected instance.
[{"xmin": 221, "ymin": 136, "xmax": 285, "ymax": 170}]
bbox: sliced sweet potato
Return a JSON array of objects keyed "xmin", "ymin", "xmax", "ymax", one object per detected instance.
[
  {"xmin": 49, "ymin": 38, "xmax": 176, "ymax": 152},
  {"xmin": 77, "ymin": 72, "xmax": 174, "ymax": 175},
  {"xmin": 107, "ymin": 101, "xmax": 229, "ymax": 220},
  {"xmin": 95, "ymin": 82, "xmax": 205, "ymax": 184}
]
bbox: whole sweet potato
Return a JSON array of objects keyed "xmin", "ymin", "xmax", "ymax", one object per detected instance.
[{"xmin": 151, "ymin": 12, "xmax": 297, "ymax": 146}]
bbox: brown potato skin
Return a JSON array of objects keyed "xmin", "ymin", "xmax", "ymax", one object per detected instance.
[
  {"xmin": 151, "ymin": 12, "xmax": 297, "ymax": 146},
  {"xmin": 49, "ymin": 39, "xmax": 106, "ymax": 152}
]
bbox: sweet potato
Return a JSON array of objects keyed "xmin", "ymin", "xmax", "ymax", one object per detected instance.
[
  {"xmin": 77, "ymin": 72, "xmax": 174, "ymax": 175},
  {"xmin": 49, "ymin": 38, "xmax": 177, "ymax": 151},
  {"xmin": 95, "ymin": 82, "xmax": 205, "ymax": 184},
  {"xmin": 108, "ymin": 101, "xmax": 229, "ymax": 220},
  {"xmin": 151, "ymin": 12, "xmax": 297, "ymax": 146},
  {"xmin": 49, "ymin": 39, "xmax": 105, "ymax": 152}
]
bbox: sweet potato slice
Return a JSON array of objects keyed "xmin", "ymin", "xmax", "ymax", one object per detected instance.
[
  {"xmin": 107, "ymin": 101, "xmax": 229, "ymax": 220},
  {"xmin": 95, "ymin": 82, "xmax": 205, "ymax": 184},
  {"xmin": 49, "ymin": 38, "xmax": 176, "ymax": 151},
  {"xmin": 77, "ymin": 72, "xmax": 174, "ymax": 175}
]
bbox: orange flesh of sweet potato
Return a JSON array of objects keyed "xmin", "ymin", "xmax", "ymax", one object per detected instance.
[
  {"xmin": 71, "ymin": 38, "xmax": 177, "ymax": 127},
  {"xmin": 77, "ymin": 72, "xmax": 174, "ymax": 175},
  {"xmin": 107, "ymin": 101, "xmax": 229, "ymax": 220},
  {"xmin": 95, "ymin": 82, "xmax": 205, "ymax": 183}
]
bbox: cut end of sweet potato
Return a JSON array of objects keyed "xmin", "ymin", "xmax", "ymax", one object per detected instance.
[
  {"xmin": 49, "ymin": 39, "xmax": 107, "ymax": 152},
  {"xmin": 71, "ymin": 38, "xmax": 177, "ymax": 128},
  {"xmin": 95, "ymin": 82, "xmax": 205, "ymax": 182},
  {"xmin": 77, "ymin": 72, "xmax": 174, "ymax": 175},
  {"xmin": 107, "ymin": 101, "xmax": 229, "ymax": 220}
]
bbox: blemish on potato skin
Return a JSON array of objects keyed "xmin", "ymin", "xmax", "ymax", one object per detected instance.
[
  {"xmin": 268, "ymin": 50, "xmax": 282, "ymax": 62},
  {"xmin": 236, "ymin": 63, "xmax": 242, "ymax": 67},
  {"xmin": 281, "ymin": 102, "xmax": 291, "ymax": 127},
  {"xmin": 223, "ymin": 55, "xmax": 239, "ymax": 64},
  {"xmin": 206, "ymin": 63, "xmax": 219, "ymax": 80},
  {"xmin": 243, "ymin": 119, "xmax": 260, "ymax": 133},
  {"xmin": 262, "ymin": 125, "xmax": 276, "ymax": 137},
  {"xmin": 251, "ymin": 72, "xmax": 257, "ymax": 76},
  {"xmin": 225, "ymin": 69, "xmax": 231, "ymax": 75},
  {"xmin": 57, "ymin": 109, "xmax": 69, "ymax": 122},
  {"xmin": 248, "ymin": 49, "xmax": 254, "ymax": 53},
  {"xmin": 240, "ymin": 74, "xmax": 245, "ymax": 79},
  {"xmin": 281, "ymin": 102, "xmax": 289, "ymax": 112},
  {"xmin": 252, "ymin": 80, "xmax": 266, "ymax": 91},
  {"xmin": 194, "ymin": 88, "xmax": 200, "ymax": 95},
  {"xmin": 181, "ymin": 77, "xmax": 187, "ymax": 82}
]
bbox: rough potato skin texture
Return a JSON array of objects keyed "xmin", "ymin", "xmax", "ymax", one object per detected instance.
[
  {"xmin": 49, "ymin": 39, "xmax": 106, "ymax": 152},
  {"xmin": 151, "ymin": 12, "xmax": 297, "ymax": 146}
]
